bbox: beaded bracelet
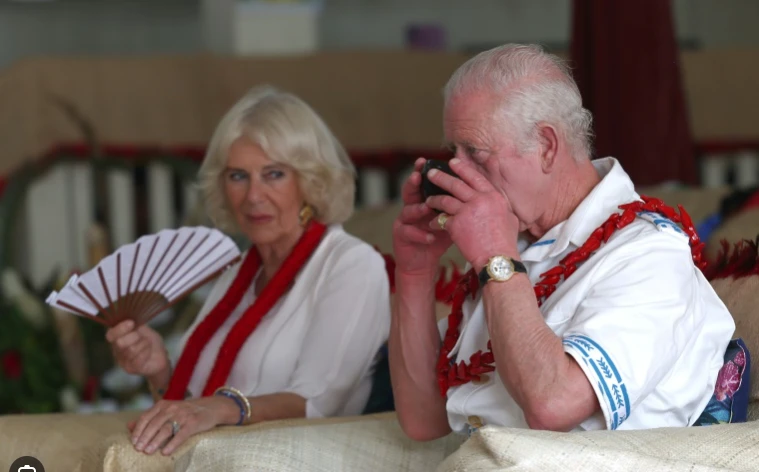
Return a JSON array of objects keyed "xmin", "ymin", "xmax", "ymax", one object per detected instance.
[{"xmin": 214, "ymin": 386, "xmax": 251, "ymax": 426}]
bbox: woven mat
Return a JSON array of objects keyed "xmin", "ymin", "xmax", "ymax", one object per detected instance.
[
  {"xmin": 4, "ymin": 410, "xmax": 759, "ymax": 471},
  {"xmin": 0, "ymin": 411, "xmax": 139, "ymax": 472},
  {"xmin": 174, "ymin": 414, "xmax": 464, "ymax": 472},
  {"xmin": 439, "ymin": 421, "xmax": 759, "ymax": 472},
  {"xmin": 0, "ymin": 411, "xmax": 412, "ymax": 471},
  {"xmin": 93, "ymin": 412, "xmax": 405, "ymax": 472}
]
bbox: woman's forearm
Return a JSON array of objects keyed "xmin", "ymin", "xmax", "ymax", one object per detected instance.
[
  {"xmin": 249, "ymin": 392, "xmax": 306, "ymax": 424},
  {"xmin": 217, "ymin": 392, "xmax": 307, "ymax": 426},
  {"xmin": 146, "ymin": 365, "xmax": 173, "ymax": 402}
]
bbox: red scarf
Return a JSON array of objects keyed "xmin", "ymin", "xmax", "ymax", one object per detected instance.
[
  {"xmin": 437, "ymin": 196, "xmax": 705, "ymax": 397},
  {"xmin": 164, "ymin": 221, "xmax": 327, "ymax": 400}
]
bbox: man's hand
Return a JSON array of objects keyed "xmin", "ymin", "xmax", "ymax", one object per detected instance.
[
  {"xmin": 128, "ymin": 396, "xmax": 239, "ymax": 456},
  {"xmin": 389, "ymin": 158, "xmax": 455, "ymax": 441},
  {"xmin": 392, "ymin": 157, "xmax": 454, "ymax": 278},
  {"xmin": 424, "ymin": 158, "xmax": 520, "ymax": 270}
]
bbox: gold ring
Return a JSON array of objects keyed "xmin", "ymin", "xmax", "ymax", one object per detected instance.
[{"xmin": 437, "ymin": 213, "xmax": 449, "ymax": 230}]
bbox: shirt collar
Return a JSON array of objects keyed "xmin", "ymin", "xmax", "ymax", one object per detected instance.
[{"xmin": 520, "ymin": 157, "xmax": 639, "ymax": 262}]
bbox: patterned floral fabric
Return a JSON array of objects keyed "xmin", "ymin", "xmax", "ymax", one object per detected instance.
[{"xmin": 694, "ymin": 338, "xmax": 751, "ymax": 425}]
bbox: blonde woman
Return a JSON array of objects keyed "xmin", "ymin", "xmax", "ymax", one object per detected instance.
[{"xmin": 105, "ymin": 86, "xmax": 391, "ymax": 455}]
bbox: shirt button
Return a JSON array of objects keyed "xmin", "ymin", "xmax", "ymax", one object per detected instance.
[{"xmin": 467, "ymin": 415, "xmax": 484, "ymax": 428}]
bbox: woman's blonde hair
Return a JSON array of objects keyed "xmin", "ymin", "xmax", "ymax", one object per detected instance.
[{"xmin": 198, "ymin": 85, "xmax": 356, "ymax": 233}]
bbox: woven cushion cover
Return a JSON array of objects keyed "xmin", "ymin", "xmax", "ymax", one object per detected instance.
[{"xmin": 439, "ymin": 420, "xmax": 759, "ymax": 472}]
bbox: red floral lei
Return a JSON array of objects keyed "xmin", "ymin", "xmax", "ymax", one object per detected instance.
[
  {"xmin": 164, "ymin": 221, "xmax": 327, "ymax": 400},
  {"xmin": 436, "ymin": 196, "xmax": 706, "ymax": 397}
]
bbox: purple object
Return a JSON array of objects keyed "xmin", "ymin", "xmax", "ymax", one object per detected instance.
[{"xmin": 406, "ymin": 24, "xmax": 447, "ymax": 50}]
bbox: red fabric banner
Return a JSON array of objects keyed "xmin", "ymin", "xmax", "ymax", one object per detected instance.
[{"xmin": 570, "ymin": 0, "xmax": 698, "ymax": 186}]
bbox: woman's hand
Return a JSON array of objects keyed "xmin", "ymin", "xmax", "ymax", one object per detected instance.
[
  {"xmin": 105, "ymin": 320, "xmax": 170, "ymax": 381},
  {"xmin": 424, "ymin": 158, "xmax": 520, "ymax": 271},
  {"xmin": 392, "ymin": 158, "xmax": 454, "ymax": 277},
  {"xmin": 128, "ymin": 396, "xmax": 239, "ymax": 456}
]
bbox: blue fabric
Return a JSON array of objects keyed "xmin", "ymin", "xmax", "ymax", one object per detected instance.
[
  {"xmin": 362, "ymin": 343, "xmax": 395, "ymax": 414},
  {"xmin": 563, "ymin": 334, "xmax": 630, "ymax": 429},
  {"xmin": 695, "ymin": 213, "xmax": 722, "ymax": 244},
  {"xmin": 694, "ymin": 338, "xmax": 751, "ymax": 426}
]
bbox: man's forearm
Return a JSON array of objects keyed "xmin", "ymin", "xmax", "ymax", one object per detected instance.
[
  {"xmin": 482, "ymin": 275, "xmax": 599, "ymax": 431},
  {"xmin": 389, "ymin": 272, "xmax": 451, "ymax": 441}
]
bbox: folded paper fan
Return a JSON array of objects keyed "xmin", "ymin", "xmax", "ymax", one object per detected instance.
[{"xmin": 45, "ymin": 226, "xmax": 242, "ymax": 327}]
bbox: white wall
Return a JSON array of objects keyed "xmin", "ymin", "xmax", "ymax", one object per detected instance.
[
  {"xmin": 200, "ymin": 0, "xmax": 235, "ymax": 55},
  {"xmin": 0, "ymin": 1, "xmax": 200, "ymax": 69},
  {"xmin": 0, "ymin": 0, "xmax": 757, "ymax": 71},
  {"xmin": 678, "ymin": 0, "xmax": 759, "ymax": 48},
  {"xmin": 320, "ymin": 0, "xmax": 759, "ymax": 52},
  {"xmin": 319, "ymin": 0, "xmax": 571, "ymax": 51},
  {"xmin": 201, "ymin": 0, "xmax": 322, "ymax": 55}
]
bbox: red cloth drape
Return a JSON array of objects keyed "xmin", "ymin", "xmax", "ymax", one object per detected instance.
[{"xmin": 570, "ymin": 0, "xmax": 697, "ymax": 186}]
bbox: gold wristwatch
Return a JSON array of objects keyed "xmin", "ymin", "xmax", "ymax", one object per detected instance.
[{"xmin": 478, "ymin": 255, "xmax": 527, "ymax": 286}]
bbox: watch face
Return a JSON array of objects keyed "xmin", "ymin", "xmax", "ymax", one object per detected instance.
[{"xmin": 489, "ymin": 256, "xmax": 514, "ymax": 281}]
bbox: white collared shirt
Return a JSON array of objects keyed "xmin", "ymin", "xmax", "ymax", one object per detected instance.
[
  {"xmin": 441, "ymin": 157, "xmax": 735, "ymax": 433},
  {"xmin": 176, "ymin": 225, "xmax": 391, "ymax": 418}
]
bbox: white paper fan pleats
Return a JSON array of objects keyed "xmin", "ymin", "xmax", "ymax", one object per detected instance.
[{"xmin": 45, "ymin": 226, "xmax": 241, "ymax": 327}]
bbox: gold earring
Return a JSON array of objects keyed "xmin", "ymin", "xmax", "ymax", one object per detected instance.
[{"xmin": 299, "ymin": 204, "xmax": 314, "ymax": 227}]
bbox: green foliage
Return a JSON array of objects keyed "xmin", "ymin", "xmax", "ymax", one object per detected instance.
[
  {"xmin": 0, "ymin": 301, "xmax": 68, "ymax": 414},
  {"xmin": 0, "ymin": 152, "xmax": 211, "ymax": 413},
  {"xmin": 77, "ymin": 315, "xmax": 111, "ymax": 380}
]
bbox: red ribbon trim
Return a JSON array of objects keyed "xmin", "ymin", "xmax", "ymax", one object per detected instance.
[
  {"xmin": 164, "ymin": 221, "xmax": 327, "ymax": 400},
  {"xmin": 435, "ymin": 196, "xmax": 706, "ymax": 397}
]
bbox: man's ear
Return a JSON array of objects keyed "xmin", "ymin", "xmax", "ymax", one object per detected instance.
[{"xmin": 537, "ymin": 123, "xmax": 559, "ymax": 173}]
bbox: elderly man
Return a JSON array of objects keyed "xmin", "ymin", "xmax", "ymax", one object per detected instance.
[{"xmin": 388, "ymin": 43, "xmax": 735, "ymax": 440}]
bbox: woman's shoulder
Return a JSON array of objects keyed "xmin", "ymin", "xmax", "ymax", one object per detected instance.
[
  {"xmin": 318, "ymin": 224, "xmax": 386, "ymax": 272},
  {"xmin": 307, "ymin": 226, "xmax": 390, "ymax": 305},
  {"xmin": 323, "ymin": 224, "xmax": 382, "ymax": 256}
]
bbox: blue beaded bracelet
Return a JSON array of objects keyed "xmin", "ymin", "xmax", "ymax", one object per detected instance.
[{"xmin": 215, "ymin": 390, "xmax": 246, "ymax": 425}]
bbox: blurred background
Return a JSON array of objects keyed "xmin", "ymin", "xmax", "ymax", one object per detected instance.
[{"xmin": 0, "ymin": 0, "xmax": 758, "ymax": 415}]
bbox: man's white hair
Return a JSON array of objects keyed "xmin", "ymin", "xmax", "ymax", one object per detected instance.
[{"xmin": 443, "ymin": 44, "xmax": 593, "ymax": 159}]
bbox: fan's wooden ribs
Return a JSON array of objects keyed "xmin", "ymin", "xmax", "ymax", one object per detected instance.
[{"xmin": 45, "ymin": 226, "xmax": 242, "ymax": 327}]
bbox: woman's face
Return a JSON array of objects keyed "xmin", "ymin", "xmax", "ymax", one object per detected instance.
[{"xmin": 223, "ymin": 136, "xmax": 305, "ymax": 247}]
